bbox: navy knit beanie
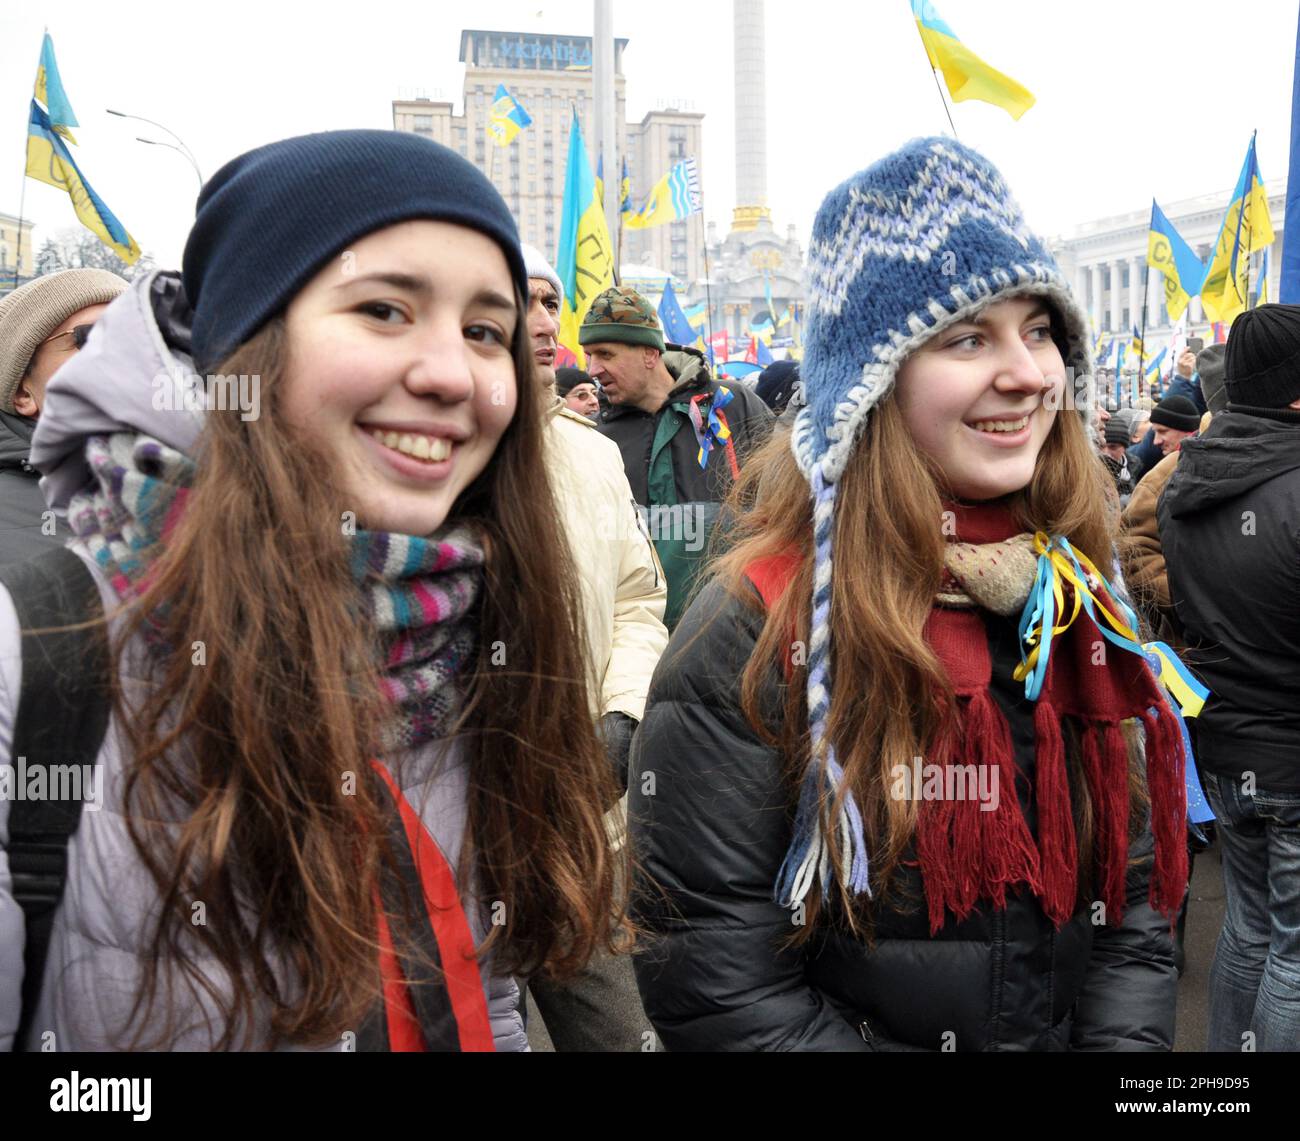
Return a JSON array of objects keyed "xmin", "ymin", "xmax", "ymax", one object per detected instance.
[{"xmin": 182, "ymin": 130, "xmax": 526, "ymax": 373}]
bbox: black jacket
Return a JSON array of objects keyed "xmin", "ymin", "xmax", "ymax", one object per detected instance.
[
  {"xmin": 0, "ymin": 410, "xmax": 67, "ymax": 567},
  {"xmin": 1158, "ymin": 408, "xmax": 1300, "ymax": 791},
  {"xmin": 629, "ymin": 578, "xmax": 1176, "ymax": 1051}
]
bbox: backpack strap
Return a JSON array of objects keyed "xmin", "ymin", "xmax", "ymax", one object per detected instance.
[{"xmin": 0, "ymin": 547, "xmax": 110, "ymax": 1050}]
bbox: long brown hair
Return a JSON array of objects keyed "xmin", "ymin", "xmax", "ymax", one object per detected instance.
[
  {"xmin": 710, "ymin": 388, "xmax": 1146, "ymax": 938},
  {"xmin": 114, "ymin": 293, "xmax": 622, "ymax": 1049}
]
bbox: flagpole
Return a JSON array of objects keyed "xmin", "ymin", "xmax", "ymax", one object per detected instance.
[
  {"xmin": 1137, "ymin": 268, "xmax": 1149, "ymax": 405},
  {"xmin": 928, "ymin": 67, "xmax": 960, "ymax": 138},
  {"xmin": 698, "ymin": 211, "xmax": 715, "ymax": 365}
]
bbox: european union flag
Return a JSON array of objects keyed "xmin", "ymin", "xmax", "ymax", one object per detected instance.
[{"xmin": 657, "ymin": 280, "xmax": 697, "ymax": 347}]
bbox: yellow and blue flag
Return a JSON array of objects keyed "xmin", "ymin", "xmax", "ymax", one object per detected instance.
[
  {"xmin": 1147, "ymin": 200, "xmax": 1205, "ymax": 322},
  {"xmin": 624, "ymin": 158, "xmax": 702, "ymax": 231},
  {"xmin": 1201, "ymin": 134, "xmax": 1275, "ymax": 324},
  {"xmin": 1130, "ymin": 325, "xmax": 1144, "ymax": 361},
  {"xmin": 1144, "ymin": 347, "xmax": 1167, "ymax": 380},
  {"xmin": 34, "ymin": 33, "xmax": 78, "ymax": 144},
  {"xmin": 26, "ymin": 101, "xmax": 139, "ymax": 264},
  {"xmin": 910, "ymin": 0, "xmax": 1035, "ymax": 121},
  {"xmin": 487, "ymin": 84, "xmax": 532, "ymax": 147},
  {"xmin": 620, "ymin": 156, "xmax": 632, "ymax": 215},
  {"xmin": 1257, "ymin": 246, "xmax": 1271, "ymax": 306},
  {"xmin": 555, "ymin": 109, "xmax": 614, "ymax": 367}
]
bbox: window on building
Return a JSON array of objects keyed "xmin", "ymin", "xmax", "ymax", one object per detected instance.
[
  {"xmin": 528, "ymin": 181, "xmax": 536, "ymax": 194},
  {"xmin": 1120, "ymin": 264, "xmax": 1129, "ymax": 288}
]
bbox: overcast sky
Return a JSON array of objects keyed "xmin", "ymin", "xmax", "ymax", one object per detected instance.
[{"xmin": 4, "ymin": 0, "xmax": 1297, "ymax": 268}]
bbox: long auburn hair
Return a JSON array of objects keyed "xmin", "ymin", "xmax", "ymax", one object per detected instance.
[
  {"xmin": 710, "ymin": 376, "xmax": 1148, "ymax": 939},
  {"xmin": 113, "ymin": 289, "xmax": 623, "ymax": 1049}
]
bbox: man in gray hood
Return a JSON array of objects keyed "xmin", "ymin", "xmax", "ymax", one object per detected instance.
[{"xmin": 0, "ymin": 268, "xmax": 127, "ymax": 565}]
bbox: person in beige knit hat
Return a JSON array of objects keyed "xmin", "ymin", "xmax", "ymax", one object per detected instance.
[
  {"xmin": 0, "ymin": 268, "xmax": 128, "ymax": 418},
  {"xmin": 0, "ymin": 268, "xmax": 127, "ymax": 564}
]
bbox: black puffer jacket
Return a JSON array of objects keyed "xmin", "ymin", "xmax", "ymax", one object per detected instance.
[
  {"xmin": 1158, "ymin": 408, "xmax": 1300, "ymax": 792},
  {"xmin": 0, "ymin": 410, "xmax": 67, "ymax": 566},
  {"xmin": 629, "ymin": 578, "xmax": 1177, "ymax": 1052}
]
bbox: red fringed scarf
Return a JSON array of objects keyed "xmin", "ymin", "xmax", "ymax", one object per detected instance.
[{"xmin": 747, "ymin": 501, "xmax": 1188, "ymax": 936}]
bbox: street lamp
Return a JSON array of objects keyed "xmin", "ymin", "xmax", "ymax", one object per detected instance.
[{"xmin": 106, "ymin": 108, "xmax": 203, "ymax": 191}]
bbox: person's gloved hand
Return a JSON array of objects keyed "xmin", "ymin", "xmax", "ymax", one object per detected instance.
[{"xmin": 596, "ymin": 711, "xmax": 638, "ymax": 792}]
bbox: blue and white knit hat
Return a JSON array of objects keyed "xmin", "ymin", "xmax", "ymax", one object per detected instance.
[{"xmin": 778, "ymin": 136, "xmax": 1094, "ymax": 908}]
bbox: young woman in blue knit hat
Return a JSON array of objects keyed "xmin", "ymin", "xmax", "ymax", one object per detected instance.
[
  {"xmin": 0, "ymin": 131, "xmax": 623, "ymax": 1051},
  {"xmin": 629, "ymin": 137, "xmax": 1188, "ymax": 1051}
]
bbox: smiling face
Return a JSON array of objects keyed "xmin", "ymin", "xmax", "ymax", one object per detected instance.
[
  {"xmin": 563, "ymin": 381, "xmax": 600, "ymax": 419},
  {"xmin": 893, "ymin": 296, "xmax": 1067, "ymax": 501},
  {"xmin": 526, "ymin": 277, "xmax": 560, "ymax": 386},
  {"xmin": 281, "ymin": 220, "xmax": 519, "ymax": 536}
]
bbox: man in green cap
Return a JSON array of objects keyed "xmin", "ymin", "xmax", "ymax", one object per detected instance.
[{"xmin": 581, "ymin": 285, "xmax": 773, "ymax": 629}]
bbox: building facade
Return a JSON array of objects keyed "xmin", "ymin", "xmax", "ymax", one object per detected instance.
[
  {"xmin": 1049, "ymin": 183, "xmax": 1285, "ymax": 345},
  {"xmin": 0, "ymin": 212, "xmax": 36, "ymax": 292},
  {"xmin": 393, "ymin": 29, "xmax": 705, "ymax": 284}
]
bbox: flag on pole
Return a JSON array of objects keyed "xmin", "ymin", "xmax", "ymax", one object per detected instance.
[
  {"xmin": 487, "ymin": 84, "xmax": 532, "ymax": 147},
  {"xmin": 554, "ymin": 109, "xmax": 614, "ymax": 367},
  {"xmin": 620, "ymin": 157, "xmax": 632, "ymax": 215},
  {"xmin": 657, "ymin": 281, "xmax": 698, "ymax": 347},
  {"xmin": 624, "ymin": 158, "xmax": 702, "ymax": 230},
  {"xmin": 1281, "ymin": 5, "xmax": 1300, "ymax": 302},
  {"xmin": 1201, "ymin": 134, "xmax": 1275, "ymax": 324},
  {"xmin": 1143, "ymin": 347, "xmax": 1167, "ymax": 379},
  {"xmin": 26, "ymin": 101, "xmax": 140, "ymax": 264},
  {"xmin": 1258, "ymin": 246, "xmax": 1272, "ymax": 305},
  {"xmin": 910, "ymin": 0, "xmax": 1036, "ymax": 120},
  {"xmin": 1131, "ymin": 325, "xmax": 1144, "ymax": 361},
  {"xmin": 708, "ymin": 330, "xmax": 729, "ymax": 364},
  {"xmin": 684, "ymin": 301, "xmax": 708, "ymax": 332},
  {"xmin": 34, "ymin": 32, "xmax": 78, "ymax": 144},
  {"xmin": 1147, "ymin": 200, "xmax": 1205, "ymax": 322}
]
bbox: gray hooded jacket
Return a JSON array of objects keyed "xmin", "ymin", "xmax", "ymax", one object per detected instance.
[{"xmin": 0, "ymin": 272, "xmax": 527, "ymax": 1051}]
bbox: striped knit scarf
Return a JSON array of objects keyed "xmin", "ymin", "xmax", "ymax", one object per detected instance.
[{"xmin": 66, "ymin": 432, "xmax": 482, "ymax": 751}]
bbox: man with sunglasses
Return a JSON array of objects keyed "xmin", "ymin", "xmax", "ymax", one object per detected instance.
[{"xmin": 0, "ymin": 268, "xmax": 127, "ymax": 564}]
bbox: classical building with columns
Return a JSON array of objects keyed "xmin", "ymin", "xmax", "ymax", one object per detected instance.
[{"xmin": 1048, "ymin": 181, "xmax": 1285, "ymax": 346}]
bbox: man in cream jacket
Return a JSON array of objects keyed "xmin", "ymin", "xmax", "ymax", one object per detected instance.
[{"xmin": 520, "ymin": 245, "xmax": 667, "ymax": 1051}]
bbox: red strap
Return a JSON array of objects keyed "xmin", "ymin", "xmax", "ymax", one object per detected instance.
[
  {"xmin": 715, "ymin": 408, "xmax": 741, "ymax": 479},
  {"xmin": 375, "ymin": 894, "xmax": 426, "ymax": 1051},
  {"xmin": 370, "ymin": 761, "xmax": 496, "ymax": 1052}
]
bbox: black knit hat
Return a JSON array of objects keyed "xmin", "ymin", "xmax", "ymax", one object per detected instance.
[
  {"xmin": 1103, "ymin": 414, "xmax": 1132, "ymax": 446},
  {"xmin": 1150, "ymin": 393, "xmax": 1201, "ymax": 432},
  {"xmin": 1224, "ymin": 304, "xmax": 1300, "ymax": 410},
  {"xmin": 182, "ymin": 130, "xmax": 526, "ymax": 372},
  {"xmin": 755, "ymin": 359, "xmax": 800, "ymax": 413},
  {"xmin": 555, "ymin": 366, "xmax": 593, "ymax": 397}
]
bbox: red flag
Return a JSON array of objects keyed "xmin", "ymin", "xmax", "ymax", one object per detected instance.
[
  {"xmin": 709, "ymin": 331, "xmax": 729, "ymax": 362},
  {"xmin": 744, "ymin": 336, "xmax": 758, "ymax": 364}
]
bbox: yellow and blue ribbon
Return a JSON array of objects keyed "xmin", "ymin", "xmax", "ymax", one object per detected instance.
[
  {"xmin": 1014, "ymin": 533, "xmax": 1215, "ymax": 823},
  {"xmin": 688, "ymin": 386, "xmax": 735, "ymax": 469}
]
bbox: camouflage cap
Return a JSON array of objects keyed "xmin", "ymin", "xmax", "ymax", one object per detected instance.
[{"xmin": 578, "ymin": 286, "xmax": 665, "ymax": 351}]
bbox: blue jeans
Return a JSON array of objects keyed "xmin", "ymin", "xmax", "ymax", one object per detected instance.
[{"xmin": 1203, "ymin": 770, "xmax": 1300, "ymax": 1052}]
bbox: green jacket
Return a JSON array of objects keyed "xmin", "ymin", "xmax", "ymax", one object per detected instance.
[{"xmin": 596, "ymin": 346, "xmax": 773, "ymax": 628}]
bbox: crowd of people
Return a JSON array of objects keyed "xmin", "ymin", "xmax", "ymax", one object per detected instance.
[{"xmin": 0, "ymin": 127, "xmax": 1294, "ymax": 1053}]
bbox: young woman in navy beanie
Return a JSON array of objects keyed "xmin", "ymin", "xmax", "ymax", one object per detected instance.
[
  {"xmin": 629, "ymin": 137, "xmax": 1188, "ymax": 1051},
  {"xmin": 0, "ymin": 130, "xmax": 624, "ymax": 1050}
]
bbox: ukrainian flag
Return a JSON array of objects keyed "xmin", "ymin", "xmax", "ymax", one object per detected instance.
[
  {"xmin": 1144, "ymin": 348, "xmax": 1167, "ymax": 380},
  {"xmin": 26, "ymin": 101, "xmax": 139, "ymax": 264},
  {"xmin": 1147, "ymin": 200, "xmax": 1205, "ymax": 322},
  {"xmin": 34, "ymin": 33, "xmax": 78, "ymax": 144},
  {"xmin": 624, "ymin": 159, "xmax": 702, "ymax": 231},
  {"xmin": 555, "ymin": 109, "xmax": 614, "ymax": 367},
  {"xmin": 620, "ymin": 156, "xmax": 632, "ymax": 215},
  {"xmin": 911, "ymin": 0, "xmax": 1035, "ymax": 121},
  {"xmin": 1201, "ymin": 134, "xmax": 1275, "ymax": 324},
  {"xmin": 487, "ymin": 84, "xmax": 532, "ymax": 147},
  {"xmin": 1258, "ymin": 246, "xmax": 1271, "ymax": 305}
]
